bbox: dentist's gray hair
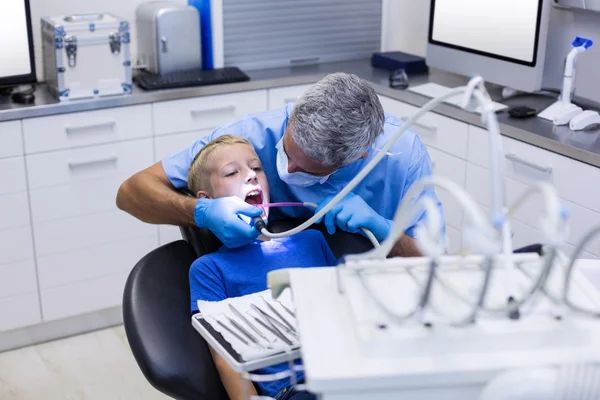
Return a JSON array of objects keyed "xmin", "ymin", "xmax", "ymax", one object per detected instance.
[{"xmin": 290, "ymin": 72, "xmax": 385, "ymax": 167}]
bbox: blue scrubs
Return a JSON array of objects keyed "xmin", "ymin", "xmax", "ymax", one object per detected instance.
[{"xmin": 162, "ymin": 103, "xmax": 444, "ymax": 240}]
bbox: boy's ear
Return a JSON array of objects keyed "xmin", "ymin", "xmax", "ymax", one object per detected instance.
[{"xmin": 196, "ymin": 191, "xmax": 211, "ymax": 199}]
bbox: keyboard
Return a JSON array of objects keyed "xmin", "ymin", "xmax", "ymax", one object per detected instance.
[{"xmin": 134, "ymin": 67, "xmax": 250, "ymax": 90}]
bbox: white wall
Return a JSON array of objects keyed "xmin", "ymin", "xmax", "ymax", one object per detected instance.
[
  {"xmin": 29, "ymin": 0, "xmax": 187, "ymax": 81},
  {"xmin": 381, "ymin": 0, "xmax": 429, "ymax": 57}
]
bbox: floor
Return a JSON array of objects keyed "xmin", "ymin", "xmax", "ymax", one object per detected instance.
[{"xmin": 0, "ymin": 325, "xmax": 169, "ymax": 400}]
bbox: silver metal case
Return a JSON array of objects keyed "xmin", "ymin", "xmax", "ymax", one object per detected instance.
[
  {"xmin": 136, "ymin": 2, "xmax": 201, "ymax": 75},
  {"xmin": 41, "ymin": 13, "xmax": 132, "ymax": 101}
]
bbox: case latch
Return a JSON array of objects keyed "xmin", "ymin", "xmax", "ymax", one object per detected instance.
[
  {"xmin": 65, "ymin": 36, "xmax": 77, "ymax": 68},
  {"xmin": 109, "ymin": 32, "xmax": 121, "ymax": 55}
]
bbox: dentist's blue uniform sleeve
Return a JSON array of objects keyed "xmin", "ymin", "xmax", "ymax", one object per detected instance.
[
  {"xmin": 161, "ymin": 120, "xmax": 247, "ymax": 188},
  {"xmin": 399, "ymin": 139, "xmax": 443, "ymax": 240}
]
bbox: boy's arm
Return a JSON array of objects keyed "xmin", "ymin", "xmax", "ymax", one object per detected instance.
[
  {"xmin": 190, "ymin": 260, "xmax": 258, "ymax": 399},
  {"xmin": 209, "ymin": 347, "xmax": 258, "ymax": 400}
]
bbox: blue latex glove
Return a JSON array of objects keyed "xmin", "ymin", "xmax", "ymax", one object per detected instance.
[
  {"xmin": 315, "ymin": 193, "xmax": 391, "ymax": 242},
  {"xmin": 194, "ymin": 196, "xmax": 263, "ymax": 248}
]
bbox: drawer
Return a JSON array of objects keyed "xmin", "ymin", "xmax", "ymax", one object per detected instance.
[
  {"xmin": 0, "ymin": 292, "xmax": 41, "ymax": 331},
  {"xmin": 27, "ymin": 141, "xmax": 154, "ymax": 224},
  {"xmin": 37, "ymin": 235, "xmax": 157, "ymax": 289},
  {"xmin": 26, "ymin": 138, "xmax": 153, "ymax": 190},
  {"xmin": 0, "ymin": 226, "xmax": 34, "ymax": 265},
  {"xmin": 154, "ymin": 130, "xmax": 207, "ymax": 162},
  {"xmin": 428, "ymin": 147, "xmax": 466, "ymax": 230},
  {"xmin": 468, "ymin": 126, "xmax": 600, "ymax": 213},
  {"xmin": 466, "ymin": 162, "xmax": 600, "ymax": 256},
  {"xmin": 0, "ymin": 260, "xmax": 37, "ymax": 299},
  {"xmin": 159, "ymin": 225, "xmax": 183, "ymax": 245},
  {"xmin": 0, "ymin": 157, "xmax": 27, "ymax": 195},
  {"xmin": 268, "ymin": 84, "xmax": 312, "ymax": 110},
  {"xmin": 378, "ymin": 96, "xmax": 470, "ymax": 159},
  {"xmin": 0, "ymin": 120, "xmax": 24, "ymax": 158},
  {"xmin": 33, "ymin": 209, "xmax": 157, "ymax": 257},
  {"xmin": 41, "ymin": 272, "xmax": 129, "ymax": 321},
  {"xmin": 446, "ymin": 225, "xmax": 462, "ymax": 255},
  {"xmin": 153, "ymin": 90, "xmax": 268, "ymax": 136},
  {"xmin": 0, "ymin": 191, "xmax": 30, "ymax": 230},
  {"xmin": 22, "ymin": 105, "xmax": 152, "ymax": 154}
]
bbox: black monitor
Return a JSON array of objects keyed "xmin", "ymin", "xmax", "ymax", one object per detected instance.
[{"xmin": 0, "ymin": 0, "xmax": 36, "ymax": 87}]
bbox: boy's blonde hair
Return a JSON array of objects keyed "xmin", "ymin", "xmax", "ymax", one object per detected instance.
[{"xmin": 188, "ymin": 135, "xmax": 254, "ymax": 194}]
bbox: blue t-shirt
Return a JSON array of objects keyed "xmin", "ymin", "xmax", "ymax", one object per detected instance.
[{"xmin": 190, "ymin": 229, "xmax": 338, "ymax": 397}]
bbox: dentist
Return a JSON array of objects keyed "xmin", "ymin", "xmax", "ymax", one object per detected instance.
[{"xmin": 116, "ymin": 72, "xmax": 444, "ymax": 256}]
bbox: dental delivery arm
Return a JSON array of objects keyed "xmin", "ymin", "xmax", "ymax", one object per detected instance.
[{"xmin": 116, "ymin": 162, "xmax": 197, "ymax": 226}]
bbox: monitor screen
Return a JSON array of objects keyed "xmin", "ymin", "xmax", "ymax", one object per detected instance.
[
  {"xmin": 0, "ymin": 0, "xmax": 35, "ymax": 85},
  {"xmin": 429, "ymin": 0, "xmax": 544, "ymax": 66}
]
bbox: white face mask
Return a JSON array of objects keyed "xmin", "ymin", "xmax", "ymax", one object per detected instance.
[{"xmin": 276, "ymin": 138, "xmax": 331, "ymax": 187}]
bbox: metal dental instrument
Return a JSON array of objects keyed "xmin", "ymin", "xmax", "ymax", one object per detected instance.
[
  {"xmin": 250, "ymin": 314, "xmax": 295, "ymax": 346},
  {"xmin": 262, "ymin": 296, "xmax": 296, "ymax": 332},
  {"xmin": 252, "ymin": 303, "xmax": 297, "ymax": 337},
  {"xmin": 251, "ymin": 304, "xmax": 295, "ymax": 342},
  {"xmin": 228, "ymin": 303, "xmax": 271, "ymax": 343},
  {"xmin": 216, "ymin": 318, "xmax": 249, "ymax": 346},
  {"xmin": 226, "ymin": 316, "xmax": 264, "ymax": 348},
  {"xmin": 276, "ymin": 299, "xmax": 296, "ymax": 318}
]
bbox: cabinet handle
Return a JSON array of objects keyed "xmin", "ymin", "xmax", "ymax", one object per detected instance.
[
  {"xmin": 505, "ymin": 152, "xmax": 552, "ymax": 174},
  {"xmin": 401, "ymin": 117, "xmax": 437, "ymax": 134},
  {"xmin": 190, "ymin": 105, "xmax": 236, "ymax": 116},
  {"xmin": 68, "ymin": 155, "xmax": 118, "ymax": 169},
  {"xmin": 65, "ymin": 121, "xmax": 116, "ymax": 134}
]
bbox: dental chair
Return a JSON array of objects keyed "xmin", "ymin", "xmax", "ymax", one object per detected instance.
[{"xmin": 122, "ymin": 218, "xmax": 375, "ymax": 400}]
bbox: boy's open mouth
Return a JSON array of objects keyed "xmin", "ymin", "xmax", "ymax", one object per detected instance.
[{"xmin": 244, "ymin": 189, "xmax": 263, "ymax": 205}]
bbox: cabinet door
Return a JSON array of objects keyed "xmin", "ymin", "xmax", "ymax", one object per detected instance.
[
  {"xmin": 268, "ymin": 84, "xmax": 312, "ymax": 110},
  {"xmin": 22, "ymin": 105, "xmax": 152, "ymax": 154},
  {"xmin": 0, "ymin": 120, "xmax": 24, "ymax": 158},
  {"xmin": 153, "ymin": 90, "xmax": 268, "ymax": 136},
  {"xmin": 378, "ymin": 96, "xmax": 470, "ymax": 159},
  {"xmin": 427, "ymin": 147, "xmax": 466, "ymax": 231}
]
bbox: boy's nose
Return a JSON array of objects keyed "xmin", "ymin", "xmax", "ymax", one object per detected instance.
[{"xmin": 245, "ymin": 169, "xmax": 257, "ymax": 182}]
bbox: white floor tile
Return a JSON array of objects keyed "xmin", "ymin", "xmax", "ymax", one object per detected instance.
[{"xmin": 0, "ymin": 325, "xmax": 169, "ymax": 400}]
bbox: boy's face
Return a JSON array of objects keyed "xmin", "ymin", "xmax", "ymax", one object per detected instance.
[{"xmin": 197, "ymin": 143, "xmax": 270, "ymax": 217}]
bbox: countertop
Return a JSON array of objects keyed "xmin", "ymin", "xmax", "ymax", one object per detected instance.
[{"xmin": 1, "ymin": 59, "xmax": 599, "ymax": 168}]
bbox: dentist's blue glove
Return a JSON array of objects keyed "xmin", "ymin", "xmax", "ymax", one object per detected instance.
[
  {"xmin": 315, "ymin": 193, "xmax": 391, "ymax": 242},
  {"xmin": 194, "ymin": 196, "xmax": 263, "ymax": 248}
]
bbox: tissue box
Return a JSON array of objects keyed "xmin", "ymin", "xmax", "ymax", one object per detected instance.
[{"xmin": 41, "ymin": 13, "xmax": 132, "ymax": 101}]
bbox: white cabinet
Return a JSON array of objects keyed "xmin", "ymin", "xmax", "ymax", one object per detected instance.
[
  {"xmin": 154, "ymin": 130, "xmax": 207, "ymax": 162},
  {"xmin": 378, "ymin": 95, "xmax": 470, "ymax": 159},
  {"xmin": 427, "ymin": 147, "xmax": 466, "ymax": 231},
  {"xmin": 0, "ymin": 120, "xmax": 24, "ymax": 158},
  {"xmin": 153, "ymin": 90, "xmax": 268, "ymax": 136},
  {"xmin": 22, "ymin": 105, "xmax": 152, "ymax": 154},
  {"xmin": 0, "ymin": 293, "xmax": 41, "ymax": 331},
  {"xmin": 268, "ymin": 84, "xmax": 312, "ymax": 110}
]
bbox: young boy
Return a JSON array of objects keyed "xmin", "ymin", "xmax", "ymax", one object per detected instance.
[{"xmin": 188, "ymin": 135, "xmax": 338, "ymax": 400}]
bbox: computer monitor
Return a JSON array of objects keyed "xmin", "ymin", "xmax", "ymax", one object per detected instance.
[
  {"xmin": 0, "ymin": 0, "xmax": 36, "ymax": 87},
  {"xmin": 426, "ymin": 0, "xmax": 551, "ymax": 93}
]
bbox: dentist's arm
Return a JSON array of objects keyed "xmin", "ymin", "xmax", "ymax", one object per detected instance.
[
  {"xmin": 116, "ymin": 162, "xmax": 197, "ymax": 226},
  {"xmin": 116, "ymin": 162, "xmax": 263, "ymax": 248}
]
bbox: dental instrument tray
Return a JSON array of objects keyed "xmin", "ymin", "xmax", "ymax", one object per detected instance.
[{"xmin": 191, "ymin": 289, "xmax": 301, "ymax": 373}]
